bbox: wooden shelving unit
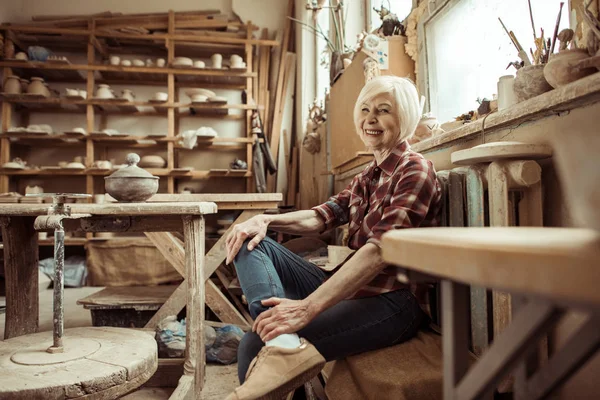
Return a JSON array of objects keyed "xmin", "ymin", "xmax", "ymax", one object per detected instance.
[{"xmin": 0, "ymin": 11, "xmax": 278, "ymax": 196}]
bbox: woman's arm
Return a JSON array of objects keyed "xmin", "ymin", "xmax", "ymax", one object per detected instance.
[
  {"xmin": 253, "ymin": 243, "xmax": 385, "ymax": 341},
  {"xmin": 264, "ymin": 209, "xmax": 325, "ymax": 235}
]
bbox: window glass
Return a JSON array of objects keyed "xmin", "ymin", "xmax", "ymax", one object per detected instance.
[{"xmin": 426, "ymin": 0, "xmax": 570, "ymax": 122}]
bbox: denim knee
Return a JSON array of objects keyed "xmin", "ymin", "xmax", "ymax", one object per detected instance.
[{"xmin": 237, "ymin": 331, "xmax": 264, "ymax": 384}]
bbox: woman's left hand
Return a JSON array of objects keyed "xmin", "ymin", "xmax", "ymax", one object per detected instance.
[{"xmin": 253, "ymin": 297, "xmax": 315, "ymax": 342}]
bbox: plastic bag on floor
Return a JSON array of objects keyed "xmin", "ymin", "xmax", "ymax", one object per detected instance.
[
  {"xmin": 156, "ymin": 316, "xmax": 218, "ymax": 358},
  {"xmin": 206, "ymin": 325, "xmax": 245, "ymax": 365},
  {"xmin": 38, "ymin": 255, "xmax": 87, "ymax": 288}
]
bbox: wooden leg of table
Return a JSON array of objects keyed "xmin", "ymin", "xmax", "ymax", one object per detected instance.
[
  {"xmin": 0, "ymin": 216, "xmax": 39, "ymax": 339},
  {"xmin": 183, "ymin": 215, "xmax": 205, "ymax": 397},
  {"xmin": 441, "ymin": 280, "xmax": 470, "ymax": 400},
  {"xmin": 455, "ymin": 300, "xmax": 562, "ymax": 400},
  {"xmin": 525, "ymin": 315, "xmax": 600, "ymax": 400}
]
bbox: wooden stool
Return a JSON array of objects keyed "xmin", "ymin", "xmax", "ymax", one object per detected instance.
[{"xmin": 0, "ymin": 327, "xmax": 157, "ymax": 399}]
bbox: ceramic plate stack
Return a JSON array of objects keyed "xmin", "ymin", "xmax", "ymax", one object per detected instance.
[
  {"xmin": 0, "ymin": 192, "xmax": 21, "ymax": 203},
  {"xmin": 19, "ymin": 196, "xmax": 44, "ymax": 204}
]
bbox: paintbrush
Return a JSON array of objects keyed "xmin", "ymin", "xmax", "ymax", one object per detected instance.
[
  {"xmin": 549, "ymin": 2, "xmax": 565, "ymax": 55},
  {"xmin": 527, "ymin": 0, "xmax": 537, "ymax": 41},
  {"xmin": 510, "ymin": 30, "xmax": 532, "ymax": 65},
  {"xmin": 499, "ymin": 17, "xmax": 532, "ymax": 65}
]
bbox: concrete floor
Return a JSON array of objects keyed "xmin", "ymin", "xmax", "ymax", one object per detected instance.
[{"xmin": 0, "ymin": 272, "xmax": 240, "ymax": 399}]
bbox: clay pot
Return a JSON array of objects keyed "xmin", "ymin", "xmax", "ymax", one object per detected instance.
[
  {"xmin": 543, "ymin": 49, "xmax": 600, "ymax": 88},
  {"xmin": 513, "ymin": 65, "xmax": 553, "ymax": 102},
  {"xmin": 105, "ymin": 153, "xmax": 159, "ymax": 202},
  {"xmin": 27, "ymin": 77, "xmax": 50, "ymax": 97},
  {"xmin": 3, "ymin": 75, "xmax": 21, "ymax": 94}
]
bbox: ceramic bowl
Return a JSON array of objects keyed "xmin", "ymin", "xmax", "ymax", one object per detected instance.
[
  {"xmin": 191, "ymin": 94, "xmax": 208, "ymax": 103},
  {"xmin": 173, "ymin": 57, "xmax": 193, "ymax": 67},
  {"xmin": 152, "ymin": 92, "xmax": 168, "ymax": 101},
  {"xmin": 66, "ymin": 162, "xmax": 85, "ymax": 169},
  {"xmin": 121, "ymin": 60, "xmax": 132, "ymax": 67},
  {"xmin": 14, "ymin": 52, "xmax": 28, "ymax": 60},
  {"xmin": 139, "ymin": 155, "xmax": 166, "ymax": 168},
  {"xmin": 184, "ymin": 88, "xmax": 216, "ymax": 99},
  {"xmin": 132, "ymin": 59, "xmax": 145, "ymax": 67},
  {"xmin": 193, "ymin": 60, "xmax": 206, "ymax": 68}
]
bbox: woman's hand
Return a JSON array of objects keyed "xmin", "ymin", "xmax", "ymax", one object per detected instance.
[
  {"xmin": 253, "ymin": 297, "xmax": 317, "ymax": 342},
  {"xmin": 225, "ymin": 215, "xmax": 269, "ymax": 264}
]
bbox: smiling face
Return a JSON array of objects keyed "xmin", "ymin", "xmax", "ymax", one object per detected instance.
[{"xmin": 357, "ymin": 93, "xmax": 401, "ymax": 151}]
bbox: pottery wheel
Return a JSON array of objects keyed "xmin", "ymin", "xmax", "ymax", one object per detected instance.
[
  {"xmin": 451, "ymin": 141, "xmax": 553, "ymax": 166},
  {"xmin": 11, "ymin": 337, "xmax": 101, "ymax": 365},
  {"xmin": 0, "ymin": 327, "xmax": 158, "ymax": 400}
]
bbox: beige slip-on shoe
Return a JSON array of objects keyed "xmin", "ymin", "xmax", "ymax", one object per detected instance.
[{"xmin": 225, "ymin": 338, "xmax": 325, "ymax": 400}]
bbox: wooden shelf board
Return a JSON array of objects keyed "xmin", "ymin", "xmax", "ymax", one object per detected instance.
[{"xmin": 39, "ymin": 238, "xmax": 88, "ymax": 246}]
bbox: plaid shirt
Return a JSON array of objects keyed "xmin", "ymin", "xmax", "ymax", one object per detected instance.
[{"xmin": 312, "ymin": 140, "xmax": 442, "ymax": 298}]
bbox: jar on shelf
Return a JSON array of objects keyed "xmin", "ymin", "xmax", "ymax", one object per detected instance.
[
  {"xmin": 27, "ymin": 77, "xmax": 49, "ymax": 97},
  {"xmin": 3, "ymin": 75, "xmax": 21, "ymax": 94}
]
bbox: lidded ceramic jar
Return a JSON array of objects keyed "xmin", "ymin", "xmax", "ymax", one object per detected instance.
[{"xmin": 105, "ymin": 153, "xmax": 159, "ymax": 202}]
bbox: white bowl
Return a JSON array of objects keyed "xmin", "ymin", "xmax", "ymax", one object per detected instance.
[
  {"xmin": 184, "ymin": 88, "xmax": 216, "ymax": 99},
  {"xmin": 191, "ymin": 94, "xmax": 208, "ymax": 103},
  {"xmin": 153, "ymin": 92, "xmax": 168, "ymax": 101},
  {"xmin": 193, "ymin": 60, "xmax": 206, "ymax": 68},
  {"xmin": 173, "ymin": 57, "xmax": 193, "ymax": 67},
  {"xmin": 132, "ymin": 59, "xmax": 145, "ymax": 67},
  {"xmin": 121, "ymin": 60, "xmax": 132, "ymax": 66}
]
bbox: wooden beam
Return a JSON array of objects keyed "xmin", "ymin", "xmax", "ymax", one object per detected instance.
[{"xmin": 0, "ymin": 216, "xmax": 39, "ymax": 339}]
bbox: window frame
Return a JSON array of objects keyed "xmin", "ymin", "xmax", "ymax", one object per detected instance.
[{"xmin": 416, "ymin": 0, "xmax": 459, "ymax": 114}]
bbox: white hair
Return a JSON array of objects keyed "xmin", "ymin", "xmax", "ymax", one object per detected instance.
[{"xmin": 353, "ymin": 75, "xmax": 421, "ymax": 143}]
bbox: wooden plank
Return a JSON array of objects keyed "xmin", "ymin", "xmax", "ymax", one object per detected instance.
[
  {"xmin": 144, "ymin": 358, "xmax": 184, "ymax": 388},
  {"xmin": 455, "ymin": 301, "xmax": 561, "ymax": 400},
  {"xmin": 77, "ymin": 285, "xmax": 177, "ymax": 308},
  {"xmin": 0, "ymin": 202, "xmax": 217, "ymax": 216},
  {"xmin": 169, "ymin": 375, "xmax": 193, "ymax": 400},
  {"xmin": 287, "ymin": 146, "xmax": 299, "ymax": 206},
  {"xmin": 182, "ymin": 215, "xmax": 205, "ymax": 395},
  {"xmin": 267, "ymin": 52, "xmax": 296, "ymax": 192},
  {"xmin": 381, "ymin": 227, "xmax": 600, "ymax": 307},
  {"xmin": 0, "ymin": 216, "xmax": 39, "ymax": 339},
  {"xmin": 167, "ymin": 10, "xmax": 176, "ymax": 195},
  {"xmin": 524, "ymin": 315, "xmax": 600, "ymax": 400},
  {"xmin": 147, "ymin": 193, "xmax": 282, "ymax": 204},
  {"xmin": 143, "ymin": 230, "xmax": 250, "ymax": 328},
  {"xmin": 441, "ymin": 280, "xmax": 470, "ymax": 398},
  {"xmin": 266, "ymin": 0, "xmax": 294, "ymax": 191}
]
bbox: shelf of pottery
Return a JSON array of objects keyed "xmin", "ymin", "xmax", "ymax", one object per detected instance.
[{"xmin": 0, "ymin": 19, "xmax": 274, "ymax": 198}]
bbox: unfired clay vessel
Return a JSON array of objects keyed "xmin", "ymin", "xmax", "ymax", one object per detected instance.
[
  {"xmin": 105, "ymin": 153, "xmax": 159, "ymax": 202},
  {"xmin": 513, "ymin": 65, "xmax": 553, "ymax": 102},
  {"xmin": 543, "ymin": 49, "xmax": 600, "ymax": 88}
]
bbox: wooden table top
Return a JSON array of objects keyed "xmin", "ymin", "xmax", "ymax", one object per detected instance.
[
  {"xmin": 381, "ymin": 227, "xmax": 600, "ymax": 307},
  {"xmin": 146, "ymin": 193, "xmax": 283, "ymax": 210},
  {"xmin": 0, "ymin": 201, "xmax": 218, "ymax": 216}
]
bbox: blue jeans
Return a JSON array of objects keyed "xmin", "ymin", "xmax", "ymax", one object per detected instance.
[{"xmin": 233, "ymin": 237, "xmax": 424, "ymax": 383}]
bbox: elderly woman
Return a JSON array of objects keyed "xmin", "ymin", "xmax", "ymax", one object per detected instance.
[{"xmin": 225, "ymin": 76, "xmax": 442, "ymax": 400}]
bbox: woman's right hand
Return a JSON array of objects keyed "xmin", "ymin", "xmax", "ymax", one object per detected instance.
[{"xmin": 225, "ymin": 215, "xmax": 269, "ymax": 265}]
